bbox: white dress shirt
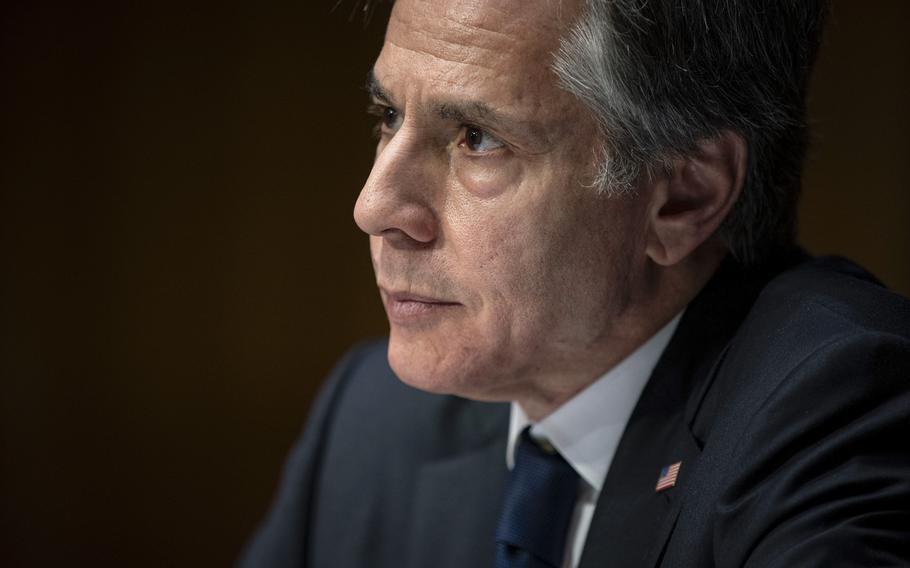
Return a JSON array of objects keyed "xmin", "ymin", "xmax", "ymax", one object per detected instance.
[{"xmin": 505, "ymin": 313, "xmax": 683, "ymax": 568}]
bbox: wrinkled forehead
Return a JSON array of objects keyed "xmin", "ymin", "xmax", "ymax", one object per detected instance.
[
  {"xmin": 375, "ymin": 0, "xmax": 586, "ymax": 120},
  {"xmin": 383, "ymin": 0, "xmax": 581, "ymax": 68}
]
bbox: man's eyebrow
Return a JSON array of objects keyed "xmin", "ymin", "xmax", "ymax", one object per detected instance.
[
  {"xmin": 366, "ymin": 70, "xmax": 393, "ymax": 106},
  {"xmin": 435, "ymin": 101, "xmax": 500, "ymax": 126},
  {"xmin": 368, "ymin": 73, "xmax": 511, "ymax": 127},
  {"xmin": 435, "ymin": 100, "xmax": 543, "ymax": 141},
  {"xmin": 366, "ymin": 70, "xmax": 546, "ymax": 142}
]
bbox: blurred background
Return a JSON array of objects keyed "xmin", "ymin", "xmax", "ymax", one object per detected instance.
[{"xmin": 1, "ymin": 1, "xmax": 907, "ymax": 566}]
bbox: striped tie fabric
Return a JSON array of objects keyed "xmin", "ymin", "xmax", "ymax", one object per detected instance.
[{"xmin": 495, "ymin": 427, "xmax": 580, "ymax": 568}]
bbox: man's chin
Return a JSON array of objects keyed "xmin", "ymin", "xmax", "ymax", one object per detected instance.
[
  {"xmin": 387, "ymin": 342, "xmax": 451, "ymax": 395},
  {"xmin": 386, "ymin": 337, "xmax": 489, "ymax": 399}
]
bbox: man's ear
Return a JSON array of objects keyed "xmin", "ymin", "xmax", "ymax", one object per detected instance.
[{"xmin": 645, "ymin": 130, "xmax": 746, "ymax": 266}]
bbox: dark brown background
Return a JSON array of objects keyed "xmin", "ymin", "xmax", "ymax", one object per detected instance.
[{"xmin": 1, "ymin": 1, "xmax": 907, "ymax": 566}]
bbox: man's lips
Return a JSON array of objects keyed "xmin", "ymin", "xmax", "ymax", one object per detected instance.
[{"xmin": 380, "ymin": 289, "xmax": 461, "ymax": 324}]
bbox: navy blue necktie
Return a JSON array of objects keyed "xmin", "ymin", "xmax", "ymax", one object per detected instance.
[{"xmin": 495, "ymin": 427, "xmax": 580, "ymax": 568}]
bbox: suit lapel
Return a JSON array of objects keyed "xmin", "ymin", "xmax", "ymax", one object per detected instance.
[
  {"xmin": 406, "ymin": 403, "xmax": 509, "ymax": 568},
  {"xmin": 576, "ymin": 355, "xmax": 702, "ymax": 568},
  {"xmin": 579, "ymin": 255, "xmax": 790, "ymax": 568}
]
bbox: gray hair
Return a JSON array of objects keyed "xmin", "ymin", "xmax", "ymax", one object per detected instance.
[{"xmin": 552, "ymin": 0, "xmax": 829, "ymax": 263}]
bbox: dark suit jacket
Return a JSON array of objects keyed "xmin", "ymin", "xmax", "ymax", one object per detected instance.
[{"xmin": 240, "ymin": 254, "xmax": 910, "ymax": 567}]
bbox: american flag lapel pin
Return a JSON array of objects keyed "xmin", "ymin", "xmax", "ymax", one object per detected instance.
[{"xmin": 655, "ymin": 461, "xmax": 682, "ymax": 492}]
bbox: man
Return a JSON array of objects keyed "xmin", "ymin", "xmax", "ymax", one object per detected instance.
[{"xmin": 242, "ymin": 0, "xmax": 910, "ymax": 566}]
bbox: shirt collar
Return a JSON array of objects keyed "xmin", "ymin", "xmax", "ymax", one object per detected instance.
[{"xmin": 506, "ymin": 312, "xmax": 683, "ymax": 492}]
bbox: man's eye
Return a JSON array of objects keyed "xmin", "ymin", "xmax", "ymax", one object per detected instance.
[
  {"xmin": 382, "ymin": 107, "xmax": 401, "ymax": 130},
  {"xmin": 461, "ymin": 126, "xmax": 505, "ymax": 153},
  {"xmin": 368, "ymin": 104, "xmax": 403, "ymax": 137}
]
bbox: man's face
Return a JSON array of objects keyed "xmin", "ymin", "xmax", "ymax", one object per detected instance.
[{"xmin": 355, "ymin": 0, "xmax": 652, "ymax": 404}]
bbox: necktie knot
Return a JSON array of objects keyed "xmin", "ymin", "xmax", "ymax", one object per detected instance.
[{"xmin": 495, "ymin": 428, "xmax": 580, "ymax": 568}]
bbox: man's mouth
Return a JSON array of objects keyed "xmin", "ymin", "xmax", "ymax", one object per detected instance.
[{"xmin": 380, "ymin": 289, "xmax": 462, "ymax": 324}]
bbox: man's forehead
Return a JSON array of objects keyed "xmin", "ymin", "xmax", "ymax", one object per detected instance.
[
  {"xmin": 377, "ymin": 0, "xmax": 582, "ymax": 96},
  {"xmin": 385, "ymin": 0, "xmax": 580, "ymax": 55},
  {"xmin": 372, "ymin": 0, "xmax": 592, "ymax": 148},
  {"xmin": 390, "ymin": 0, "xmax": 563, "ymax": 25}
]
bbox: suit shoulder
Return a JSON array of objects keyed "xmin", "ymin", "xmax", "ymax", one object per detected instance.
[
  {"xmin": 683, "ymin": 259, "xmax": 910, "ymax": 565},
  {"xmin": 723, "ymin": 256, "xmax": 910, "ymax": 373},
  {"xmin": 695, "ymin": 256, "xmax": 910, "ymax": 446},
  {"xmin": 755, "ymin": 256, "xmax": 910, "ymax": 337},
  {"xmin": 700, "ymin": 260, "xmax": 910, "ymax": 565}
]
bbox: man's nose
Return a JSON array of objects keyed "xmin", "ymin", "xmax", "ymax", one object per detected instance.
[{"xmin": 353, "ymin": 138, "xmax": 438, "ymax": 246}]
